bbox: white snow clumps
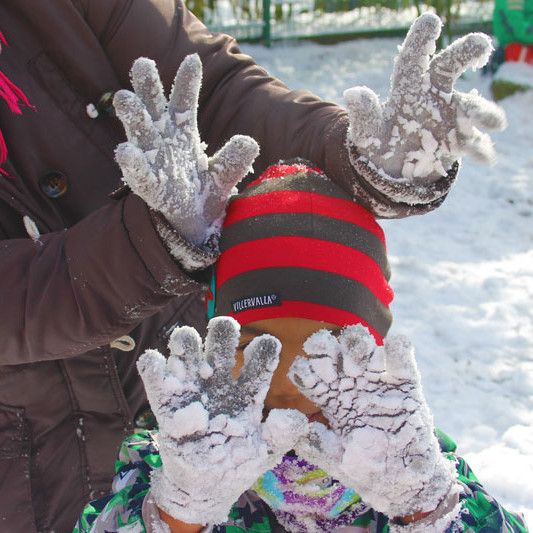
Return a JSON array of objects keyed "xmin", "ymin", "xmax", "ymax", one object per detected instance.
[
  {"xmin": 137, "ymin": 317, "xmax": 308, "ymax": 525},
  {"xmin": 344, "ymin": 13, "xmax": 506, "ymax": 183},
  {"xmin": 290, "ymin": 324, "xmax": 463, "ymax": 527},
  {"xmin": 113, "ymin": 55, "xmax": 258, "ymax": 252}
]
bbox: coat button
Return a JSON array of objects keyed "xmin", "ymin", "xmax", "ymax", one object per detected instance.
[
  {"xmin": 39, "ymin": 172, "xmax": 68, "ymax": 198},
  {"xmin": 96, "ymin": 91, "xmax": 116, "ymax": 117},
  {"xmin": 134, "ymin": 408, "xmax": 157, "ymax": 430}
]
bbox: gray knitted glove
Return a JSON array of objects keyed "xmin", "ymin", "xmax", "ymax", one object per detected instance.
[
  {"xmin": 288, "ymin": 325, "xmax": 461, "ymax": 527},
  {"xmin": 344, "ymin": 13, "xmax": 506, "ymax": 213},
  {"xmin": 137, "ymin": 317, "xmax": 308, "ymax": 526},
  {"xmin": 113, "ymin": 55, "xmax": 259, "ymax": 265}
]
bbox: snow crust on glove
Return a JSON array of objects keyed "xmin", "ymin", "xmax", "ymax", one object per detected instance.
[
  {"xmin": 114, "ymin": 55, "xmax": 259, "ymax": 251},
  {"xmin": 344, "ymin": 13, "xmax": 506, "ymax": 201},
  {"xmin": 289, "ymin": 325, "xmax": 461, "ymax": 521},
  {"xmin": 137, "ymin": 317, "xmax": 308, "ymax": 525}
]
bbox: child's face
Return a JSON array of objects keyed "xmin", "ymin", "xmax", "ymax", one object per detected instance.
[{"xmin": 233, "ymin": 317, "xmax": 341, "ymax": 425}]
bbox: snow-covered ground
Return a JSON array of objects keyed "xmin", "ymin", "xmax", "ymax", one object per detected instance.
[{"xmin": 241, "ymin": 37, "xmax": 533, "ymax": 525}]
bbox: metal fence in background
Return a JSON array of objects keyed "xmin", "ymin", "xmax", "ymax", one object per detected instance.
[{"xmin": 188, "ymin": 0, "xmax": 493, "ymax": 46}]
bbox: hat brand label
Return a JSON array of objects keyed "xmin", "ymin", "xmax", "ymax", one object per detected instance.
[{"xmin": 232, "ymin": 293, "xmax": 282, "ymax": 313}]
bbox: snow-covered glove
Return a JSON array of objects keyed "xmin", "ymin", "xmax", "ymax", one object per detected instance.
[
  {"xmin": 288, "ymin": 325, "xmax": 462, "ymax": 531},
  {"xmin": 113, "ymin": 55, "xmax": 259, "ymax": 269},
  {"xmin": 344, "ymin": 13, "xmax": 506, "ymax": 215},
  {"xmin": 137, "ymin": 316, "xmax": 309, "ymax": 526}
]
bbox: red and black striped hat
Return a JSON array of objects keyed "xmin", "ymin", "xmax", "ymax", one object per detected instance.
[{"xmin": 213, "ymin": 161, "xmax": 394, "ymax": 344}]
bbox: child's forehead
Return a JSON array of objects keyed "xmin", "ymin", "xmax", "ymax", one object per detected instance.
[{"xmin": 239, "ymin": 318, "xmax": 342, "ymax": 339}]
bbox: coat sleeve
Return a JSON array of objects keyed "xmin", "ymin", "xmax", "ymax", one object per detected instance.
[
  {"xmin": 80, "ymin": 0, "xmax": 451, "ymax": 218},
  {"xmin": 0, "ymin": 193, "xmax": 204, "ymax": 365},
  {"xmin": 83, "ymin": 0, "xmax": 347, "ymax": 178}
]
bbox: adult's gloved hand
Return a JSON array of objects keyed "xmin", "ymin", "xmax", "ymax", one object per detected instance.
[
  {"xmin": 289, "ymin": 325, "xmax": 462, "ymax": 532},
  {"xmin": 344, "ymin": 13, "xmax": 506, "ymax": 215},
  {"xmin": 113, "ymin": 55, "xmax": 259, "ymax": 268},
  {"xmin": 137, "ymin": 317, "xmax": 308, "ymax": 526}
]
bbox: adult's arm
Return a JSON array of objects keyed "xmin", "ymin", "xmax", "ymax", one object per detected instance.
[
  {"xmin": 0, "ymin": 194, "xmax": 203, "ymax": 365},
  {"xmin": 82, "ymin": 0, "xmax": 443, "ymax": 216}
]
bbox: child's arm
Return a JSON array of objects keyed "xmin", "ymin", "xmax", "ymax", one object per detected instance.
[
  {"xmin": 136, "ymin": 317, "xmax": 307, "ymax": 526},
  {"xmin": 74, "ymin": 318, "xmax": 308, "ymax": 532},
  {"xmin": 289, "ymin": 326, "xmax": 528, "ymax": 532},
  {"xmin": 73, "ymin": 431, "xmax": 275, "ymax": 533},
  {"xmin": 289, "ymin": 326, "xmax": 459, "ymax": 528}
]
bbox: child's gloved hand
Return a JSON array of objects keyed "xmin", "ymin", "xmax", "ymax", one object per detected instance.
[
  {"xmin": 288, "ymin": 325, "xmax": 461, "ymax": 530},
  {"xmin": 137, "ymin": 317, "xmax": 308, "ymax": 526},
  {"xmin": 344, "ymin": 13, "xmax": 506, "ymax": 214},
  {"xmin": 113, "ymin": 55, "xmax": 259, "ymax": 264}
]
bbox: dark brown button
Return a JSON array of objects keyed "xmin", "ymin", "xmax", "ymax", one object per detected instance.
[
  {"xmin": 39, "ymin": 172, "xmax": 68, "ymax": 198},
  {"xmin": 97, "ymin": 91, "xmax": 116, "ymax": 117},
  {"xmin": 134, "ymin": 408, "xmax": 157, "ymax": 430}
]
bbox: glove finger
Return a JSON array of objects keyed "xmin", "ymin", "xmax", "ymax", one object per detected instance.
[
  {"xmin": 289, "ymin": 356, "xmax": 343, "ymax": 425},
  {"xmin": 167, "ymin": 54, "xmax": 204, "ymax": 166},
  {"xmin": 168, "ymin": 53, "xmax": 202, "ymax": 125},
  {"xmin": 168, "ymin": 325, "xmax": 204, "ymax": 378},
  {"xmin": 237, "ymin": 334, "xmax": 281, "ymax": 404},
  {"xmin": 462, "ymin": 127, "xmax": 496, "ymax": 164},
  {"xmin": 113, "ymin": 90, "xmax": 160, "ymax": 151},
  {"xmin": 382, "ymin": 334, "xmax": 419, "ymax": 381},
  {"xmin": 288, "ymin": 356, "xmax": 322, "ymax": 403},
  {"xmin": 115, "ymin": 142, "xmax": 159, "ymax": 202},
  {"xmin": 204, "ymin": 316, "xmax": 241, "ymax": 374},
  {"xmin": 262, "ymin": 408, "xmax": 309, "ymax": 458},
  {"xmin": 455, "ymin": 108, "xmax": 497, "ymax": 164},
  {"xmin": 429, "ymin": 33, "xmax": 493, "ymax": 92},
  {"xmin": 137, "ymin": 350, "xmax": 167, "ymax": 416},
  {"xmin": 303, "ymin": 329, "xmax": 340, "ymax": 360},
  {"xmin": 207, "ymin": 135, "xmax": 259, "ymax": 194},
  {"xmin": 130, "ymin": 57, "xmax": 167, "ymax": 123},
  {"xmin": 454, "ymin": 91, "xmax": 507, "ymax": 131},
  {"xmin": 291, "ymin": 329, "xmax": 342, "ymax": 393},
  {"xmin": 202, "ymin": 135, "xmax": 259, "ymax": 224},
  {"xmin": 343, "ymin": 87, "xmax": 383, "ymax": 149},
  {"xmin": 391, "ymin": 13, "xmax": 441, "ymax": 98},
  {"xmin": 303, "ymin": 329, "xmax": 340, "ymax": 384},
  {"xmin": 338, "ymin": 324, "xmax": 376, "ymax": 378}
]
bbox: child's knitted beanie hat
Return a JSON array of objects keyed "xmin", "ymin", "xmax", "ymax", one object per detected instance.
[{"xmin": 211, "ymin": 161, "xmax": 394, "ymax": 344}]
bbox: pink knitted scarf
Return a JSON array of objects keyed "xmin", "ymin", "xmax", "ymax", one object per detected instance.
[{"xmin": 0, "ymin": 31, "xmax": 33, "ymax": 174}]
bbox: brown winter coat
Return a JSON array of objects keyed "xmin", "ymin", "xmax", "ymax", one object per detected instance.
[{"xmin": 0, "ymin": 1, "xmax": 449, "ymax": 532}]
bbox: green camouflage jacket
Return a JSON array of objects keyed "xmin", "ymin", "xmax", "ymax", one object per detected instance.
[{"xmin": 74, "ymin": 430, "xmax": 528, "ymax": 533}]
